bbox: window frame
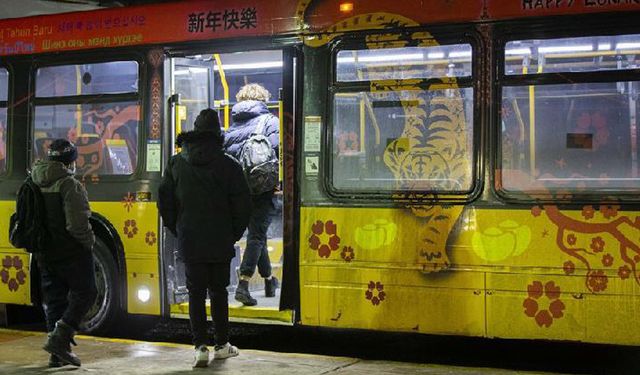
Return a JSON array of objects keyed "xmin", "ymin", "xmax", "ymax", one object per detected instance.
[
  {"xmin": 30, "ymin": 56, "xmax": 144, "ymax": 178},
  {"xmin": 325, "ymin": 28, "xmax": 482, "ymax": 203},
  {"xmin": 495, "ymin": 22, "xmax": 640, "ymax": 204},
  {"xmin": 0, "ymin": 66, "xmax": 9, "ymax": 176}
]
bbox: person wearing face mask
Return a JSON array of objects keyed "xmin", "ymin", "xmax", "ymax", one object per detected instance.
[{"xmin": 30, "ymin": 139, "xmax": 97, "ymax": 368}]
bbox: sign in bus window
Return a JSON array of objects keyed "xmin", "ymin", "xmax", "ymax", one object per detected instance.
[
  {"xmin": 33, "ymin": 102, "xmax": 140, "ymax": 176},
  {"xmin": 336, "ymin": 44, "xmax": 472, "ymax": 82},
  {"xmin": 36, "ymin": 61, "xmax": 139, "ymax": 97},
  {"xmin": 332, "ymin": 88, "xmax": 474, "ymax": 193},
  {"xmin": 501, "ymin": 81, "xmax": 640, "ymax": 192},
  {"xmin": 505, "ymin": 34, "xmax": 640, "ymax": 75},
  {"xmin": 0, "ymin": 67, "xmax": 7, "ymax": 173}
]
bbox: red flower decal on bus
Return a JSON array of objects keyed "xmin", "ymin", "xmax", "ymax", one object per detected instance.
[
  {"xmin": 600, "ymin": 205, "xmax": 619, "ymax": 219},
  {"xmin": 122, "ymin": 192, "xmax": 135, "ymax": 212},
  {"xmin": 587, "ymin": 270, "xmax": 608, "ymax": 292},
  {"xmin": 581, "ymin": 205, "xmax": 595, "ymax": 220},
  {"xmin": 308, "ymin": 220, "xmax": 341, "ymax": 258},
  {"xmin": 1, "ymin": 255, "xmax": 26, "ymax": 292},
  {"xmin": 341, "ymin": 246, "xmax": 355, "ymax": 262},
  {"xmin": 563, "ymin": 260, "xmax": 575, "ymax": 275},
  {"xmin": 590, "ymin": 237, "xmax": 605, "ymax": 253},
  {"xmin": 523, "ymin": 281, "xmax": 565, "ymax": 328},
  {"xmin": 365, "ymin": 281, "xmax": 386, "ymax": 306},
  {"xmin": 145, "ymin": 231, "xmax": 157, "ymax": 246},
  {"xmin": 530, "ymin": 206, "xmax": 542, "ymax": 217},
  {"xmin": 124, "ymin": 219, "xmax": 138, "ymax": 239},
  {"xmin": 601, "ymin": 253, "xmax": 614, "ymax": 267},
  {"xmin": 618, "ymin": 265, "xmax": 631, "ymax": 280}
]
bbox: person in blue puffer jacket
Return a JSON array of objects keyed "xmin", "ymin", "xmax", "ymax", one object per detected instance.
[{"xmin": 223, "ymin": 83, "xmax": 280, "ymax": 306}]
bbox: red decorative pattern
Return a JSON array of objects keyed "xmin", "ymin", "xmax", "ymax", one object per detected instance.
[
  {"xmin": 124, "ymin": 219, "xmax": 139, "ymax": 239},
  {"xmin": 365, "ymin": 281, "xmax": 386, "ymax": 306},
  {"xmin": 522, "ymin": 281, "xmax": 565, "ymax": 328},
  {"xmin": 563, "ymin": 260, "xmax": 575, "ymax": 275},
  {"xmin": 308, "ymin": 220, "xmax": 341, "ymax": 258},
  {"xmin": 122, "ymin": 192, "xmax": 135, "ymax": 212},
  {"xmin": 587, "ymin": 270, "xmax": 608, "ymax": 292},
  {"xmin": 341, "ymin": 246, "xmax": 354, "ymax": 262},
  {"xmin": 145, "ymin": 231, "xmax": 157, "ymax": 246},
  {"xmin": 1, "ymin": 255, "xmax": 26, "ymax": 292}
]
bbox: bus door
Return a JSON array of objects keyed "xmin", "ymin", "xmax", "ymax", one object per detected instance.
[{"xmin": 163, "ymin": 49, "xmax": 294, "ymax": 324}]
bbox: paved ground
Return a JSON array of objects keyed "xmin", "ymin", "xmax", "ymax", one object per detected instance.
[{"xmin": 0, "ymin": 328, "xmax": 560, "ymax": 375}]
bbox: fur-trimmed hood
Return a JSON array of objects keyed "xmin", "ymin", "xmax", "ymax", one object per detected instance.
[{"xmin": 176, "ymin": 130, "xmax": 224, "ymax": 166}]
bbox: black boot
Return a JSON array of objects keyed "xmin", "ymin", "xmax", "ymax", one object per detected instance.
[
  {"xmin": 265, "ymin": 276, "xmax": 279, "ymax": 297},
  {"xmin": 43, "ymin": 320, "xmax": 81, "ymax": 367},
  {"xmin": 234, "ymin": 280, "xmax": 257, "ymax": 306},
  {"xmin": 48, "ymin": 354, "xmax": 65, "ymax": 368}
]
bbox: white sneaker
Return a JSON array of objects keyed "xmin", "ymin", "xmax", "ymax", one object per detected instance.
[
  {"xmin": 192, "ymin": 345, "xmax": 209, "ymax": 368},
  {"xmin": 213, "ymin": 342, "xmax": 239, "ymax": 360}
]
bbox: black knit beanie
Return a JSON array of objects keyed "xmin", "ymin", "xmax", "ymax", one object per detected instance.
[
  {"xmin": 193, "ymin": 108, "xmax": 221, "ymax": 134},
  {"xmin": 47, "ymin": 139, "xmax": 78, "ymax": 164}
]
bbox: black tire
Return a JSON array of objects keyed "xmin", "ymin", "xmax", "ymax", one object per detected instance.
[{"xmin": 81, "ymin": 237, "xmax": 120, "ymax": 334}]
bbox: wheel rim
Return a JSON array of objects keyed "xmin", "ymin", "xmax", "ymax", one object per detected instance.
[{"xmin": 83, "ymin": 253, "xmax": 110, "ymax": 330}]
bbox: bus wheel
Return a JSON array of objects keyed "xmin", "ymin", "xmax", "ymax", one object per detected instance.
[{"xmin": 82, "ymin": 237, "xmax": 119, "ymax": 334}]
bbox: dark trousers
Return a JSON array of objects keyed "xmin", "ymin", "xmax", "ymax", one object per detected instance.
[
  {"xmin": 239, "ymin": 193, "xmax": 274, "ymax": 279},
  {"xmin": 185, "ymin": 262, "xmax": 230, "ymax": 348},
  {"xmin": 37, "ymin": 253, "xmax": 97, "ymax": 332}
]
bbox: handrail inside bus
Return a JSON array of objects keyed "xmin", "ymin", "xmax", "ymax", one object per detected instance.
[{"xmin": 213, "ymin": 54, "xmax": 230, "ymax": 130}]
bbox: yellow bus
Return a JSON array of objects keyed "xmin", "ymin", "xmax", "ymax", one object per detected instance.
[{"xmin": 1, "ymin": 0, "xmax": 640, "ymax": 345}]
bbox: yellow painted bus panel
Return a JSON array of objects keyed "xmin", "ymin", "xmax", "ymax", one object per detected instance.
[
  {"xmin": 0, "ymin": 251, "xmax": 31, "ymax": 305},
  {"xmin": 486, "ymin": 273, "xmax": 586, "ymax": 342},
  {"xmin": 299, "ymin": 265, "xmax": 320, "ymax": 326},
  {"xmin": 0, "ymin": 201, "xmax": 13, "ymax": 248},
  {"xmin": 125, "ymin": 257, "xmax": 160, "ymax": 315},
  {"xmin": 91, "ymin": 201, "xmax": 159, "ymax": 257},
  {"xmin": 315, "ymin": 266, "xmax": 484, "ymax": 335},
  {"xmin": 299, "ymin": 204, "xmax": 640, "ymax": 343}
]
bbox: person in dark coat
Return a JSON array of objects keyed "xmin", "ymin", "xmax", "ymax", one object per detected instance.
[
  {"xmin": 32, "ymin": 139, "xmax": 97, "ymax": 368},
  {"xmin": 158, "ymin": 108, "xmax": 251, "ymax": 368},
  {"xmin": 223, "ymin": 83, "xmax": 280, "ymax": 306}
]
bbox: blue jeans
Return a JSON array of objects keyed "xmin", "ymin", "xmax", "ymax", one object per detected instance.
[
  {"xmin": 185, "ymin": 262, "xmax": 230, "ymax": 347},
  {"xmin": 239, "ymin": 192, "xmax": 274, "ymax": 279},
  {"xmin": 37, "ymin": 252, "xmax": 97, "ymax": 332}
]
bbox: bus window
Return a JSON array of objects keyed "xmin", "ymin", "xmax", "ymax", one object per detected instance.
[
  {"xmin": 331, "ymin": 43, "xmax": 474, "ymax": 195},
  {"xmin": 0, "ymin": 68, "xmax": 7, "ymax": 173},
  {"xmin": 172, "ymin": 50, "xmax": 282, "ymax": 132},
  {"xmin": 505, "ymin": 34, "xmax": 640, "ymax": 75},
  {"xmin": 336, "ymin": 44, "xmax": 472, "ymax": 82},
  {"xmin": 501, "ymin": 34, "xmax": 640, "ymax": 194},
  {"xmin": 33, "ymin": 61, "xmax": 141, "ymax": 176},
  {"xmin": 36, "ymin": 61, "xmax": 138, "ymax": 97}
]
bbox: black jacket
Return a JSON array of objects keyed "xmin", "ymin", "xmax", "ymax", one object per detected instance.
[
  {"xmin": 158, "ymin": 130, "xmax": 251, "ymax": 263},
  {"xmin": 31, "ymin": 160, "xmax": 95, "ymax": 263}
]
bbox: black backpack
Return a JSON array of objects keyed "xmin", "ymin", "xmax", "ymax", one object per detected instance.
[
  {"xmin": 9, "ymin": 176, "xmax": 49, "ymax": 253},
  {"xmin": 239, "ymin": 114, "xmax": 279, "ymax": 195}
]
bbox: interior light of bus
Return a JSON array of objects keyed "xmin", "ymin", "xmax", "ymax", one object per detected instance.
[
  {"xmin": 339, "ymin": 2, "xmax": 354, "ymax": 12},
  {"xmin": 538, "ymin": 45, "xmax": 593, "ymax": 53},
  {"xmin": 337, "ymin": 53, "xmax": 424, "ymax": 63},
  {"xmin": 137, "ymin": 286, "xmax": 151, "ymax": 303},
  {"xmin": 173, "ymin": 67, "xmax": 208, "ymax": 76},
  {"xmin": 448, "ymin": 51, "xmax": 472, "ymax": 58},
  {"xmin": 598, "ymin": 43, "xmax": 611, "ymax": 51},
  {"xmin": 427, "ymin": 52, "xmax": 445, "ymax": 59},
  {"xmin": 505, "ymin": 48, "xmax": 532, "ymax": 55},
  {"xmin": 212, "ymin": 61, "xmax": 283, "ymax": 71},
  {"xmin": 616, "ymin": 42, "xmax": 640, "ymax": 50}
]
